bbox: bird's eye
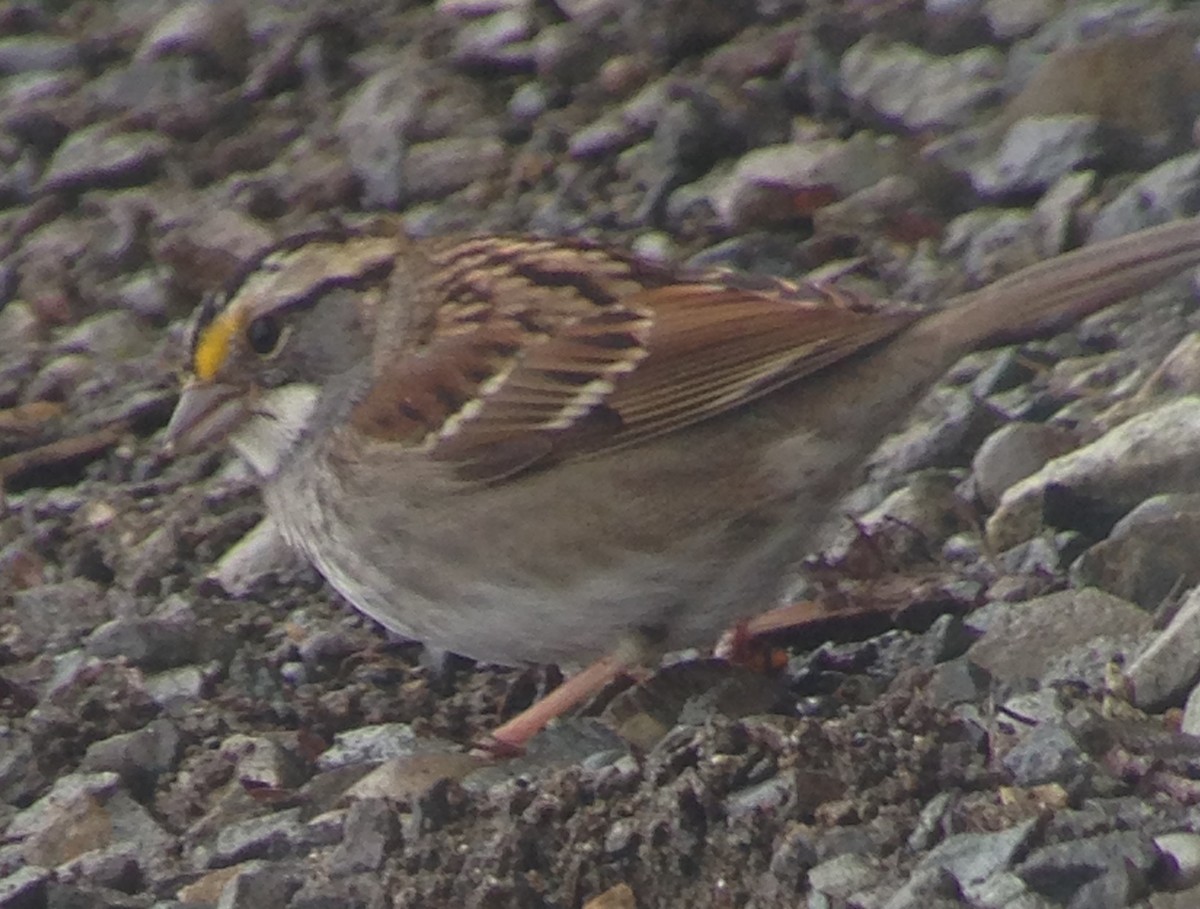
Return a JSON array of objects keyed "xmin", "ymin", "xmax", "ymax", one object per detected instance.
[{"xmin": 246, "ymin": 315, "xmax": 282, "ymax": 355}]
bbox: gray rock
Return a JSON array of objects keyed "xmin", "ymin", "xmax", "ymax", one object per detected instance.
[
  {"xmin": 341, "ymin": 752, "xmax": 484, "ymax": 806},
  {"xmin": 8, "ymin": 772, "xmax": 173, "ymax": 869},
  {"xmin": 401, "ymin": 136, "xmax": 507, "ymax": 202},
  {"xmin": 288, "ymin": 872, "xmax": 388, "ymax": 909},
  {"xmin": 1117, "ymin": 334, "xmax": 1200, "ymax": 408},
  {"xmin": 1182, "ymin": 683, "xmax": 1200, "ymax": 736},
  {"xmin": 987, "ymin": 398, "xmax": 1200, "ymax": 552},
  {"xmin": 882, "ymin": 866, "xmax": 961, "ymax": 909},
  {"xmin": 968, "ymin": 588, "xmax": 1152, "ymax": 689},
  {"xmin": 336, "ymin": 64, "xmax": 492, "ymax": 209},
  {"xmin": 928, "ymin": 658, "xmax": 991, "ymax": 710},
  {"xmin": 726, "ymin": 775, "xmax": 792, "ymax": 818},
  {"xmin": 115, "ymin": 271, "xmax": 171, "ymax": 321},
  {"xmin": 971, "ymin": 116, "xmax": 1101, "ymax": 198},
  {"xmin": 210, "ymin": 517, "xmax": 300, "ymax": 597},
  {"xmin": 966, "ymin": 871, "xmax": 1052, "ymax": 909},
  {"xmin": 841, "ymin": 36, "xmax": 1003, "ymax": 131},
  {"xmin": 336, "ymin": 65, "xmax": 425, "ymax": 208},
  {"xmin": 81, "ymin": 719, "xmax": 183, "ymax": 787},
  {"xmin": 57, "ymin": 310, "xmax": 153, "ymax": 359},
  {"xmin": 449, "ymin": 7, "xmax": 533, "ymax": 70},
  {"xmin": 568, "ymin": 81, "xmax": 667, "ymax": 159},
  {"xmin": 973, "ymin": 422, "xmax": 1078, "ymax": 510},
  {"xmin": 316, "ymin": 724, "xmax": 426, "ymax": 770},
  {"xmin": 855, "ymin": 471, "xmax": 974, "ymax": 551},
  {"xmin": 215, "ymin": 860, "xmax": 304, "ymax": 909},
  {"xmin": 908, "ymin": 793, "xmax": 954, "ymax": 852},
  {"xmin": 134, "ymin": 0, "xmax": 250, "ymax": 78},
  {"xmin": 0, "ymin": 37, "xmax": 79, "ymax": 75},
  {"xmin": 0, "ymin": 729, "xmax": 43, "ymax": 807},
  {"xmin": 1032, "ymin": 170, "xmax": 1095, "ymax": 257},
  {"xmin": 941, "ymin": 209, "xmax": 1040, "ymax": 287},
  {"xmin": 44, "ymin": 882, "xmax": 149, "ymax": 909},
  {"xmin": 0, "ymin": 300, "xmax": 39, "ymax": 350},
  {"xmin": 1066, "ymin": 866, "xmax": 1143, "ymax": 909},
  {"xmin": 617, "ymin": 0, "xmax": 754, "ymax": 60},
  {"xmin": 807, "ymin": 852, "xmax": 887, "ymax": 899},
  {"xmin": 768, "ymin": 825, "xmax": 819, "ymax": 888},
  {"xmin": 1057, "ymin": 796, "xmax": 1175, "ymax": 839},
  {"xmin": 1001, "ymin": 720, "xmax": 1088, "ymax": 786},
  {"xmin": 221, "ymin": 734, "xmax": 308, "ymax": 791},
  {"xmin": 327, "ymin": 799, "xmax": 402, "ymax": 876},
  {"xmin": 854, "ymin": 388, "xmax": 987, "ymax": 502},
  {"xmin": 1070, "ymin": 494, "xmax": 1200, "ymax": 608},
  {"xmin": 24, "ymin": 354, "xmax": 92, "ymax": 407},
  {"xmin": 1017, "ymin": 832, "xmax": 1156, "ymax": 902},
  {"xmin": 40, "ymin": 125, "xmax": 168, "ymax": 193},
  {"xmin": 56, "ymin": 844, "xmax": 142, "ymax": 893},
  {"xmin": 85, "ymin": 600, "xmax": 201, "ymax": 670},
  {"xmin": 463, "ymin": 719, "xmax": 628, "ymax": 791},
  {"xmin": 1089, "ymin": 152, "xmax": 1200, "ymax": 242},
  {"xmin": 11, "ymin": 580, "xmax": 108, "ymax": 653},
  {"xmin": 984, "ymin": 0, "xmax": 1059, "ymax": 38},
  {"xmin": 210, "ymin": 808, "xmax": 306, "ymax": 867},
  {"xmin": 1156, "ymin": 832, "xmax": 1200, "ymax": 891},
  {"xmin": 507, "ymin": 81, "xmax": 547, "ymax": 123},
  {"xmin": 144, "ymin": 665, "xmax": 211, "ymax": 707},
  {"xmin": 1124, "ymin": 585, "xmax": 1200, "ymax": 710},
  {"xmin": 0, "ymin": 867, "xmax": 50, "ymax": 909},
  {"xmin": 812, "ymin": 174, "xmax": 922, "ymax": 239},
  {"xmin": 712, "ymin": 134, "xmax": 903, "ymax": 230},
  {"xmin": 997, "ymin": 535, "xmax": 1066, "ymax": 577},
  {"xmin": 568, "ymin": 115, "xmax": 643, "ymax": 159},
  {"xmin": 916, "ymin": 820, "xmax": 1038, "ymax": 893},
  {"xmin": 1111, "ymin": 493, "xmax": 1200, "ymax": 539}
]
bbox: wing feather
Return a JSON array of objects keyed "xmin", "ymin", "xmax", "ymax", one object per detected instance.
[
  {"xmin": 348, "ymin": 235, "xmax": 920, "ymax": 482},
  {"xmin": 428, "ymin": 284, "xmax": 917, "ymax": 479}
]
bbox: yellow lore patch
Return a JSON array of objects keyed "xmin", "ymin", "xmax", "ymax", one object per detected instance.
[{"xmin": 193, "ymin": 309, "xmax": 244, "ymax": 381}]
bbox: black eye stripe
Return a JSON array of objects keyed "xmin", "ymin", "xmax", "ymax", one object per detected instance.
[
  {"xmin": 187, "ymin": 292, "xmax": 223, "ymax": 358},
  {"xmin": 247, "ymin": 315, "xmax": 282, "ymax": 355}
]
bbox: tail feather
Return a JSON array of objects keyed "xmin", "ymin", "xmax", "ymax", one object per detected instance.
[{"xmin": 923, "ymin": 217, "xmax": 1200, "ymax": 355}]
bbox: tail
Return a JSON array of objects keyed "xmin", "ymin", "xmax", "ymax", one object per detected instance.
[{"xmin": 919, "ymin": 217, "xmax": 1200, "ymax": 355}]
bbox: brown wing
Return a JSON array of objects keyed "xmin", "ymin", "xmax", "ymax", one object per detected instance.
[{"xmin": 349, "ymin": 236, "xmax": 920, "ymax": 481}]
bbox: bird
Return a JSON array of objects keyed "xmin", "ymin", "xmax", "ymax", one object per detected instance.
[{"xmin": 165, "ymin": 214, "xmax": 1200, "ymax": 750}]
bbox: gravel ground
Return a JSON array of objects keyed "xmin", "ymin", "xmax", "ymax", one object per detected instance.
[{"xmin": 6, "ymin": 1, "xmax": 1200, "ymax": 907}]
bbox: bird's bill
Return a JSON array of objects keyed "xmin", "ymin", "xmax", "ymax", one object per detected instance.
[{"xmin": 163, "ymin": 380, "xmax": 247, "ymax": 455}]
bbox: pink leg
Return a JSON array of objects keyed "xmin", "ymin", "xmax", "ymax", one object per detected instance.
[{"xmin": 478, "ymin": 653, "xmax": 630, "ymax": 755}]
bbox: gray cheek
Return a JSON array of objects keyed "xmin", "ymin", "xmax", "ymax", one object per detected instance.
[{"xmin": 259, "ymin": 364, "xmax": 291, "ymax": 389}]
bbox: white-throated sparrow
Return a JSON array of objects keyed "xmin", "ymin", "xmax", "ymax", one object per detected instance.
[{"xmin": 166, "ymin": 216, "xmax": 1200, "ymax": 748}]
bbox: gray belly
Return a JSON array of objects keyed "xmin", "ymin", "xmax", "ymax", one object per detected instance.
[{"xmin": 262, "ymin": 425, "xmax": 841, "ymax": 667}]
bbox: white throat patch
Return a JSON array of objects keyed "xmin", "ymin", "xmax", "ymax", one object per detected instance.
[{"xmin": 231, "ymin": 384, "xmax": 321, "ymax": 479}]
